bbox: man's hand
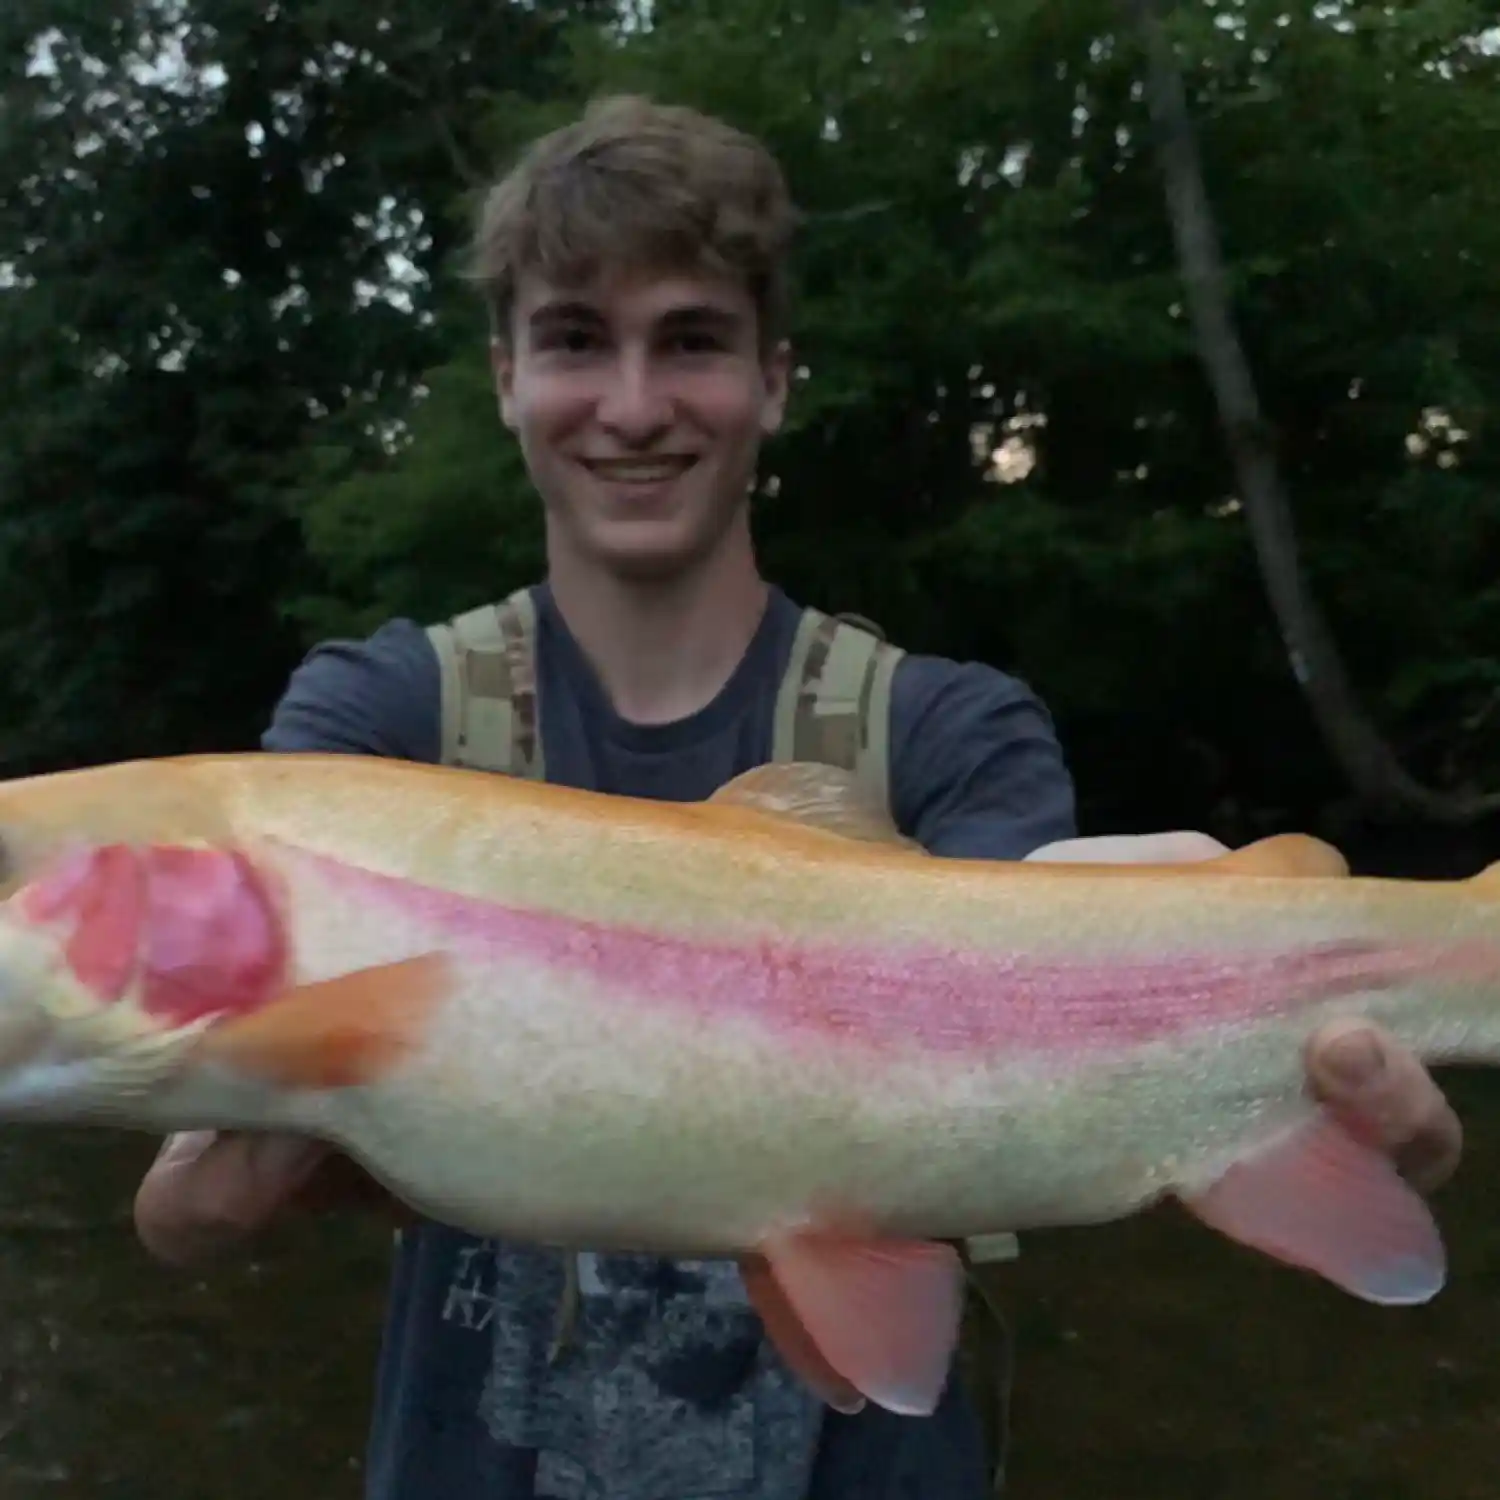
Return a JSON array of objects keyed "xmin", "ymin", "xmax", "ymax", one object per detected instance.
[
  {"xmin": 134, "ymin": 1129, "xmax": 411, "ymax": 1268},
  {"xmin": 1302, "ymin": 1018, "xmax": 1461, "ymax": 1194},
  {"xmin": 1025, "ymin": 829, "xmax": 1463, "ymax": 1195}
]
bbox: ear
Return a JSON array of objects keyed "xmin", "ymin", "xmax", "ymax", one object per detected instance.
[
  {"xmin": 491, "ymin": 336, "xmax": 518, "ymax": 432},
  {"xmin": 759, "ymin": 338, "xmax": 793, "ymax": 438}
]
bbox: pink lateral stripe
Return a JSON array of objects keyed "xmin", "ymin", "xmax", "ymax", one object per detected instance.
[{"xmin": 289, "ymin": 846, "xmax": 1488, "ymax": 1055}]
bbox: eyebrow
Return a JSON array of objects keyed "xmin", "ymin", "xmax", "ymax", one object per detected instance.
[
  {"xmin": 657, "ymin": 304, "xmax": 743, "ymax": 334},
  {"xmin": 526, "ymin": 300, "xmax": 745, "ymax": 336},
  {"xmin": 527, "ymin": 300, "xmax": 605, "ymax": 332}
]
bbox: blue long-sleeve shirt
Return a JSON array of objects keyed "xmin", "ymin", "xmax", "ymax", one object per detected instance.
[{"xmin": 263, "ymin": 582, "xmax": 1078, "ymax": 1500}]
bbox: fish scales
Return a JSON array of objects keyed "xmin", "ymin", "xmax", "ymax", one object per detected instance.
[{"xmin": 0, "ymin": 751, "xmax": 1497, "ymax": 1418}]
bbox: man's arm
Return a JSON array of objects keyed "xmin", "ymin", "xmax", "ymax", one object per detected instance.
[
  {"xmin": 260, "ymin": 620, "xmax": 442, "ymax": 761},
  {"xmin": 134, "ymin": 620, "xmax": 442, "ymax": 1266},
  {"xmin": 888, "ymin": 657, "xmax": 1077, "ymax": 859}
]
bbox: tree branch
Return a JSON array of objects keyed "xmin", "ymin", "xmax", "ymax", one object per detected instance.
[
  {"xmin": 378, "ymin": 63, "xmax": 490, "ymax": 190},
  {"xmin": 1123, "ymin": 0, "xmax": 1500, "ymax": 826}
]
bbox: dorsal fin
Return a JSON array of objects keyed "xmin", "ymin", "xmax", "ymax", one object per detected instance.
[
  {"xmin": 709, "ymin": 763, "xmax": 917, "ymax": 848},
  {"xmin": 1204, "ymin": 833, "xmax": 1350, "ymax": 879}
]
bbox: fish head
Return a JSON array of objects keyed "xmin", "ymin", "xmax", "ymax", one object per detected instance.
[
  {"xmin": 0, "ymin": 763, "xmax": 457, "ymax": 1123},
  {"xmin": 0, "ymin": 817, "xmax": 288, "ymax": 1120},
  {"xmin": 0, "ymin": 921, "xmax": 62, "ymax": 1078}
]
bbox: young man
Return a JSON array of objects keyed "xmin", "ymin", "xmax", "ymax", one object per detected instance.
[{"xmin": 134, "ymin": 96, "xmax": 1462, "ymax": 1499}]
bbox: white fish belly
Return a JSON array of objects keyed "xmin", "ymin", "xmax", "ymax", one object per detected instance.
[
  {"xmin": 252, "ymin": 851, "xmax": 1500, "ymax": 1256},
  {"xmin": 304, "ymin": 965, "xmax": 1341, "ymax": 1256}
]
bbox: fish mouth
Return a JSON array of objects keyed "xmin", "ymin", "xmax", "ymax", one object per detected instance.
[
  {"xmin": 0, "ymin": 922, "xmax": 59, "ymax": 1071},
  {"xmin": 0, "ymin": 1001, "xmax": 198, "ymax": 1118},
  {"xmin": 0, "ymin": 994, "xmax": 51, "ymax": 1078},
  {"xmin": 0, "ymin": 921, "xmax": 198, "ymax": 1116}
]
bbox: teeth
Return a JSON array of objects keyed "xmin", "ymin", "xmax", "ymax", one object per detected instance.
[{"xmin": 588, "ymin": 461, "xmax": 691, "ymax": 482}]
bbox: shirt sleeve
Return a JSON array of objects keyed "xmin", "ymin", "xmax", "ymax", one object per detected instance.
[
  {"xmin": 888, "ymin": 654, "xmax": 1077, "ymax": 860},
  {"xmin": 260, "ymin": 618, "xmax": 443, "ymax": 763}
]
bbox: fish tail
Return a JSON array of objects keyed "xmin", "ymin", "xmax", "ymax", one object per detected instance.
[
  {"xmin": 1403, "ymin": 862, "xmax": 1500, "ymax": 1062},
  {"xmin": 1342, "ymin": 860, "xmax": 1500, "ymax": 1066}
]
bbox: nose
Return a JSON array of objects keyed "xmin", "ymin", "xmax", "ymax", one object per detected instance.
[{"xmin": 596, "ymin": 349, "xmax": 674, "ymax": 446}]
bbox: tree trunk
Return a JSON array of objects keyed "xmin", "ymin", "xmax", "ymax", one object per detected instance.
[{"xmin": 1124, "ymin": 0, "xmax": 1500, "ymax": 826}]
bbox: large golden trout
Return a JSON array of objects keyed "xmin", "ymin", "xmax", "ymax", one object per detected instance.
[{"xmin": 0, "ymin": 752, "xmax": 1496, "ymax": 1416}]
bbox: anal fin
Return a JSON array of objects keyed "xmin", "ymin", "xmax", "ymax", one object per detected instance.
[{"xmin": 1181, "ymin": 1109, "xmax": 1446, "ymax": 1305}]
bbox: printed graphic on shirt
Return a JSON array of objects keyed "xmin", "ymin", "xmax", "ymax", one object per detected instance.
[
  {"xmin": 448, "ymin": 1241, "xmax": 824, "ymax": 1500},
  {"xmin": 442, "ymin": 1235, "xmax": 503, "ymax": 1334}
]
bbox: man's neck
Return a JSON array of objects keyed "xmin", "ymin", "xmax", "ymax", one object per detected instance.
[{"xmin": 547, "ymin": 543, "xmax": 771, "ymax": 727}]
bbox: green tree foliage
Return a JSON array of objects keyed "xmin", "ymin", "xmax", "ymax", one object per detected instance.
[
  {"xmin": 1, "ymin": 0, "xmax": 1495, "ymax": 841},
  {"xmin": 0, "ymin": 0, "xmax": 602, "ymax": 771}
]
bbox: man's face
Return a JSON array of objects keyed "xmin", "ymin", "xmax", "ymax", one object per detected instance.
[{"xmin": 493, "ymin": 264, "xmax": 790, "ymax": 581}]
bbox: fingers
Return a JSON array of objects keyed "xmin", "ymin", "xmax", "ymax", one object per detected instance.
[
  {"xmin": 1305, "ymin": 1020, "xmax": 1463, "ymax": 1195},
  {"xmin": 289, "ymin": 1150, "xmax": 418, "ymax": 1227},
  {"xmin": 1025, "ymin": 831, "xmax": 1230, "ymax": 864},
  {"xmin": 133, "ymin": 1130, "xmax": 333, "ymax": 1268},
  {"xmin": 152, "ymin": 1128, "xmax": 220, "ymax": 1173},
  {"xmin": 1023, "ymin": 835, "xmax": 1465, "ymax": 1200}
]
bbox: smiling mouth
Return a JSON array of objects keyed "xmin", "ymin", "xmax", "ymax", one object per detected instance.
[{"xmin": 581, "ymin": 457, "xmax": 699, "ymax": 485}]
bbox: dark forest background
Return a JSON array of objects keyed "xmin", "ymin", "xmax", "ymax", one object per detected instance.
[
  {"xmin": 2, "ymin": 9, "xmax": 1500, "ymax": 1498},
  {"xmin": 3, "ymin": 0, "xmax": 1496, "ymax": 876}
]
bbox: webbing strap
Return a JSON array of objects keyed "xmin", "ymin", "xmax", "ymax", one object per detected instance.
[
  {"xmin": 773, "ymin": 606, "xmax": 903, "ymax": 805},
  {"xmin": 425, "ymin": 588, "xmax": 544, "ymax": 778}
]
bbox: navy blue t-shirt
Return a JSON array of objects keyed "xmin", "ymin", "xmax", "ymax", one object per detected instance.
[{"xmin": 263, "ymin": 583, "xmax": 1076, "ymax": 1500}]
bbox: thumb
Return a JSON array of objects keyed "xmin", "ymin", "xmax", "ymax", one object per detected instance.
[
  {"xmin": 135, "ymin": 1131, "xmax": 331, "ymax": 1267},
  {"xmin": 151, "ymin": 1129, "xmax": 221, "ymax": 1173}
]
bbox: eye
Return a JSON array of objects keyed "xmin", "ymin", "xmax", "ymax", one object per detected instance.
[
  {"xmin": 669, "ymin": 330, "xmax": 726, "ymax": 355},
  {"xmin": 536, "ymin": 325, "xmax": 600, "ymax": 355}
]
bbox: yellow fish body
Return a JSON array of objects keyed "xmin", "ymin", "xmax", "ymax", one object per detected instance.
[{"xmin": 0, "ymin": 751, "xmax": 1496, "ymax": 1417}]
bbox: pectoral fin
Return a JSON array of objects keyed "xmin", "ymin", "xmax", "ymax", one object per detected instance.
[
  {"xmin": 742, "ymin": 1228, "xmax": 965, "ymax": 1417},
  {"xmin": 196, "ymin": 953, "xmax": 454, "ymax": 1090}
]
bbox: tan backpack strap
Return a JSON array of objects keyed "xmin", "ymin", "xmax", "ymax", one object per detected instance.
[
  {"xmin": 773, "ymin": 607, "xmax": 904, "ymax": 803},
  {"xmin": 423, "ymin": 587, "xmax": 544, "ymax": 778},
  {"xmin": 777, "ymin": 607, "xmax": 1010, "ymax": 1487},
  {"xmin": 427, "ymin": 620, "xmax": 467, "ymax": 769}
]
